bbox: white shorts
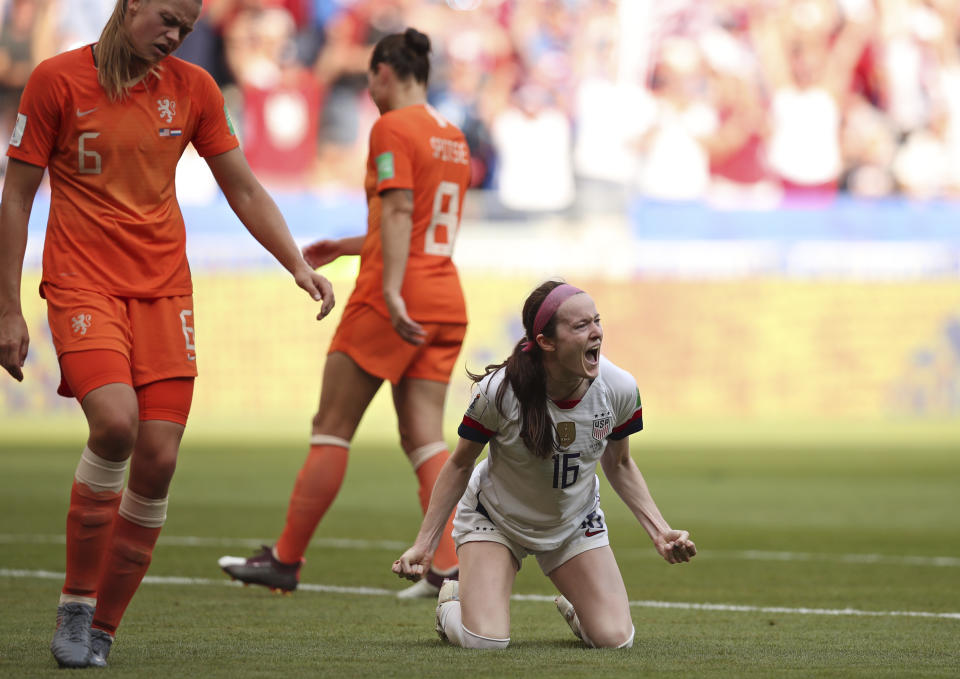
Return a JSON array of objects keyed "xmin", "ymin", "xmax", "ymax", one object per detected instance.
[{"xmin": 452, "ymin": 485, "xmax": 611, "ymax": 575}]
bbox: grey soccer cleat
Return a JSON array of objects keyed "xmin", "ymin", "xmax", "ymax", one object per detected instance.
[
  {"xmin": 89, "ymin": 629, "xmax": 113, "ymax": 668},
  {"xmin": 435, "ymin": 579, "xmax": 460, "ymax": 642},
  {"xmin": 218, "ymin": 545, "xmax": 302, "ymax": 593},
  {"xmin": 50, "ymin": 602, "xmax": 94, "ymax": 668}
]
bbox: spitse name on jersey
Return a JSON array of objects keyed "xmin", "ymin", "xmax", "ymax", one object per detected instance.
[{"xmin": 429, "ymin": 137, "xmax": 469, "ymax": 164}]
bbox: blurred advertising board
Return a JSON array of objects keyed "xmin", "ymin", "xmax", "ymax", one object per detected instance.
[{"xmin": 3, "ymin": 195, "xmax": 959, "ymax": 428}]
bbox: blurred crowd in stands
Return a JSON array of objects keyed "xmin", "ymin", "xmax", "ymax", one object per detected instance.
[{"xmin": 4, "ymin": 0, "xmax": 960, "ymax": 213}]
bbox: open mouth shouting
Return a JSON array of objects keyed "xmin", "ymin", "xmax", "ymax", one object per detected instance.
[{"xmin": 585, "ymin": 346, "xmax": 600, "ymax": 367}]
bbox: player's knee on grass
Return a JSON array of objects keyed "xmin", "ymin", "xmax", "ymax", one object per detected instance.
[
  {"xmin": 460, "ymin": 625, "xmax": 509, "ymax": 650},
  {"xmin": 438, "ymin": 599, "xmax": 509, "ymax": 649},
  {"xmin": 582, "ymin": 621, "xmax": 635, "ymax": 649},
  {"xmin": 616, "ymin": 626, "xmax": 635, "ymax": 649}
]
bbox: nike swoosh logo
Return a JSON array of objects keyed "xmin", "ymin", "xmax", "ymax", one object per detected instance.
[
  {"xmin": 584, "ymin": 529, "xmax": 606, "ymax": 537},
  {"xmin": 76, "ymin": 108, "xmax": 98, "ymax": 117}
]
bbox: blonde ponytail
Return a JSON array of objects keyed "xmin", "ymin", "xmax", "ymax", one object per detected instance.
[{"xmin": 96, "ymin": 0, "xmax": 165, "ymax": 100}]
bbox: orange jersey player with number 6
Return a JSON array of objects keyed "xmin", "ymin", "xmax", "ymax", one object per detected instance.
[
  {"xmin": 219, "ymin": 27, "xmax": 471, "ymax": 600},
  {"xmin": 0, "ymin": 0, "xmax": 334, "ymax": 669},
  {"xmin": 10, "ymin": 35, "xmax": 231, "ymax": 299}
]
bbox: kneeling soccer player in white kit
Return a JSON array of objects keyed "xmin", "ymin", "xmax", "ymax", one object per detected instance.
[{"xmin": 392, "ymin": 280, "xmax": 697, "ymax": 649}]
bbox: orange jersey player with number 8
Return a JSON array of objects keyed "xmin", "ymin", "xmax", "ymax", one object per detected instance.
[
  {"xmin": 219, "ymin": 27, "xmax": 471, "ymax": 599},
  {"xmin": 351, "ymin": 80, "xmax": 470, "ymax": 331},
  {"xmin": 0, "ymin": 0, "xmax": 335, "ymax": 669}
]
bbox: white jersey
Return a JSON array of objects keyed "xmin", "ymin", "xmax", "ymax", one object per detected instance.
[{"xmin": 458, "ymin": 355, "xmax": 643, "ymax": 551}]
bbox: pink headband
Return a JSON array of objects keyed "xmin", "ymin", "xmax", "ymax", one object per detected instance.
[{"xmin": 521, "ymin": 284, "xmax": 583, "ymax": 352}]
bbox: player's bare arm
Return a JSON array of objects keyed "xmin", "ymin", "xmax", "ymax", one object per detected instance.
[
  {"xmin": 302, "ymin": 235, "xmax": 365, "ymax": 269},
  {"xmin": 0, "ymin": 158, "xmax": 45, "ymax": 381},
  {"xmin": 393, "ymin": 437, "xmax": 483, "ymax": 579},
  {"xmin": 205, "ymin": 147, "xmax": 335, "ymax": 319},
  {"xmin": 379, "ymin": 188, "xmax": 425, "ymax": 345},
  {"xmin": 600, "ymin": 438, "xmax": 696, "ymax": 564}
]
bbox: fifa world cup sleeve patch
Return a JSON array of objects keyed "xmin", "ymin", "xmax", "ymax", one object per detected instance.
[
  {"xmin": 9, "ymin": 113, "xmax": 26, "ymax": 147},
  {"xmin": 224, "ymin": 104, "xmax": 236, "ymax": 136},
  {"xmin": 376, "ymin": 152, "xmax": 395, "ymax": 181},
  {"xmin": 465, "ymin": 390, "xmax": 488, "ymax": 420}
]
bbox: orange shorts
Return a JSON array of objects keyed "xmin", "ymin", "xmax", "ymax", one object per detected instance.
[
  {"xmin": 59, "ymin": 350, "xmax": 195, "ymax": 424},
  {"xmin": 328, "ymin": 302, "xmax": 466, "ymax": 385},
  {"xmin": 44, "ymin": 284, "xmax": 198, "ymax": 398}
]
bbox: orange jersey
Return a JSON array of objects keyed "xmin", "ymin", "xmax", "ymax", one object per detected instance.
[
  {"xmin": 7, "ymin": 46, "xmax": 239, "ymax": 297},
  {"xmin": 348, "ymin": 104, "xmax": 471, "ymax": 323}
]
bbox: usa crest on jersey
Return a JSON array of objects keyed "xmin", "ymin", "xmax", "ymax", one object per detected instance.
[{"xmin": 592, "ymin": 415, "xmax": 611, "ymax": 441}]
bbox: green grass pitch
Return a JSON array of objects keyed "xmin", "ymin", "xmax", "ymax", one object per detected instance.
[{"xmin": 1, "ymin": 419, "xmax": 959, "ymax": 677}]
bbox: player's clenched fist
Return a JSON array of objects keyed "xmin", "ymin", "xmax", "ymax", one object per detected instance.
[{"xmin": 392, "ymin": 546, "xmax": 431, "ymax": 581}]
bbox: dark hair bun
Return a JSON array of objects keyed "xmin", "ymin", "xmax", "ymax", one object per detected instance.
[{"xmin": 404, "ymin": 28, "xmax": 431, "ymax": 56}]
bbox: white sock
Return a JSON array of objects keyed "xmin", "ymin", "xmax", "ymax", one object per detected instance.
[{"xmin": 438, "ymin": 601, "xmax": 509, "ymax": 649}]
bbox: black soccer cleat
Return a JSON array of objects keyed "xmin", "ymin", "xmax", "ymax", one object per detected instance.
[{"xmin": 218, "ymin": 545, "xmax": 302, "ymax": 593}]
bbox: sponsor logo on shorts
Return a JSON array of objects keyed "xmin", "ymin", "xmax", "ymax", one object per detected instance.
[{"xmin": 579, "ymin": 510, "xmax": 605, "ymax": 538}]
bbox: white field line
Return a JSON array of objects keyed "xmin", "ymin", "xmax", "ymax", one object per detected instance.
[
  {"xmin": 2, "ymin": 568, "xmax": 958, "ymax": 621},
  {"xmin": 0, "ymin": 533, "xmax": 408, "ymax": 551},
  {"xmin": 3, "ymin": 533, "xmax": 960, "ymax": 568}
]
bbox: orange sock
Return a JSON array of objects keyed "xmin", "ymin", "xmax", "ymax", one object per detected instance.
[
  {"xmin": 63, "ymin": 481, "xmax": 122, "ymax": 599},
  {"xmin": 415, "ymin": 452, "xmax": 458, "ymax": 573},
  {"xmin": 275, "ymin": 443, "xmax": 349, "ymax": 565},
  {"xmin": 91, "ymin": 516, "xmax": 162, "ymax": 635}
]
